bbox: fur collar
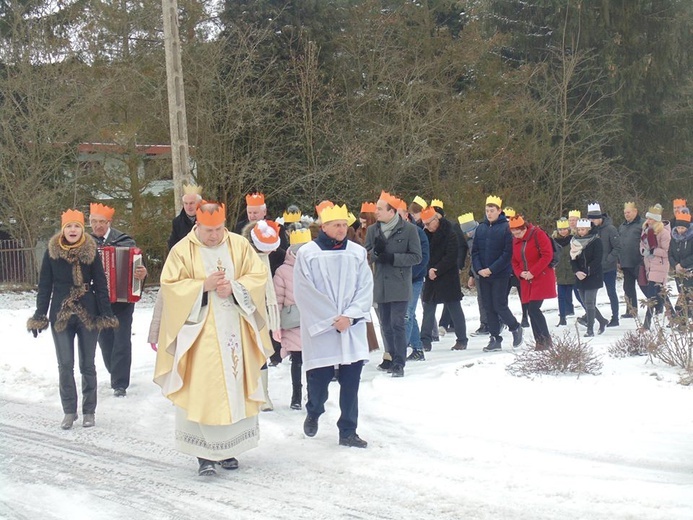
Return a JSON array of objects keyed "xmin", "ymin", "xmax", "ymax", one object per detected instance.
[{"xmin": 48, "ymin": 232, "xmax": 98, "ymax": 263}]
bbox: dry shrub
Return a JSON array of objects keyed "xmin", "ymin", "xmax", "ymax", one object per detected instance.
[
  {"xmin": 608, "ymin": 330, "xmax": 651, "ymax": 358},
  {"xmin": 507, "ymin": 331, "xmax": 602, "ymax": 378}
]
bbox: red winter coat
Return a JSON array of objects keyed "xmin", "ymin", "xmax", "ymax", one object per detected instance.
[{"xmin": 511, "ymin": 224, "xmax": 558, "ymax": 303}]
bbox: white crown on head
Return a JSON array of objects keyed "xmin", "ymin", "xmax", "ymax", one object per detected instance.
[{"xmin": 587, "ymin": 202, "xmax": 601, "ymax": 214}]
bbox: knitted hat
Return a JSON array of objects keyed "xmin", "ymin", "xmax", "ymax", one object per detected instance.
[
  {"xmin": 645, "ymin": 204, "xmax": 663, "ymax": 222},
  {"xmin": 90, "ymin": 202, "xmax": 115, "ymax": 220},
  {"xmin": 458, "ymin": 213, "xmax": 477, "ymax": 233},
  {"xmin": 576, "ymin": 218, "xmax": 592, "ymax": 229},
  {"xmin": 504, "ymin": 207, "xmax": 516, "ymax": 218},
  {"xmin": 508, "ymin": 215, "xmax": 525, "ymax": 229},
  {"xmin": 556, "ymin": 217, "xmax": 570, "ymax": 229},
  {"xmin": 587, "ymin": 202, "xmax": 602, "ymax": 218},
  {"xmin": 61, "ymin": 209, "xmax": 84, "ymax": 228},
  {"xmin": 250, "ymin": 220, "xmax": 281, "ymax": 252},
  {"xmin": 568, "ymin": 210, "xmax": 581, "ymax": 218}
]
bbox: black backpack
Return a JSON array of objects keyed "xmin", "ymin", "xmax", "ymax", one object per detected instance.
[{"xmin": 533, "ymin": 227, "xmax": 562, "ymax": 268}]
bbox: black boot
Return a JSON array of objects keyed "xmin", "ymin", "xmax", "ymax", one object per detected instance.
[
  {"xmin": 198, "ymin": 458, "xmax": 217, "ymax": 476},
  {"xmin": 290, "ymin": 385, "xmax": 302, "ymax": 410},
  {"xmin": 557, "ymin": 317, "xmax": 567, "ymax": 327},
  {"xmin": 598, "ymin": 316, "xmax": 609, "ymax": 334}
]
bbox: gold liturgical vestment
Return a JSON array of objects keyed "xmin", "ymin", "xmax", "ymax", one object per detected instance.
[{"xmin": 154, "ymin": 229, "xmax": 271, "ymax": 454}]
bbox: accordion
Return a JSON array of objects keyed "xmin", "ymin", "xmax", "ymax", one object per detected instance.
[{"xmin": 98, "ymin": 246, "xmax": 143, "ymax": 303}]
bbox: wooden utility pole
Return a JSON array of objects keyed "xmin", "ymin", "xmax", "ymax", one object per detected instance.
[{"xmin": 162, "ymin": 0, "xmax": 191, "ymax": 213}]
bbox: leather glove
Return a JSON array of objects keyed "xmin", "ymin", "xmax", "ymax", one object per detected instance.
[
  {"xmin": 373, "ymin": 236, "xmax": 386, "ymax": 255},
  {"xmin": 376, "ymin": 252, "xmax": 394, "ymax": 264}
]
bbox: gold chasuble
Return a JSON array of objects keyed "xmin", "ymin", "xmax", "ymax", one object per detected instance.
[{"xmin": 154, "ymin": 229, "xmax": 272, "ymax": 460}]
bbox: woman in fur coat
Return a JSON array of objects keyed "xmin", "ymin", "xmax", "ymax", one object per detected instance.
[{"xmin": 26, "ymin": 209, "xmax": 117, "ymax": 429}]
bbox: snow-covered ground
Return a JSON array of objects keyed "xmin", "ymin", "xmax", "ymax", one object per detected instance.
[{"xmin": 1, "ymin": 286, "xmax": 692, "ymax": 520}]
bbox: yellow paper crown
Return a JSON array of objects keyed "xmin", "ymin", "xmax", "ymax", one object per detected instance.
[
  {"xmin": 412, "ymin": 196, "xmax": 428, "ymax": 209},
  {"xmin": 347, "ymin": 212, "xmax": 357, "ymax": 226},
  {"xmin": 320, "ymin": 204, "xmax": 349, "ymax": 223},
  {"xmin": 61, "ymin": 209, "xmax": 85, "ymax": 227},
  {"xmin": 89, "ymin": 202, "xmax": 115, "ymax": 220},
  {"xmin": 458, "ymin": 212, "xmax": 474, "ymax": 225},
  {"xmin": 504, "ymin": 207, "xmax": 516, "ymax": 218},
  {"xmin": 556, "ymin": 218, "xmax": 570, "ymax": 229},
  {"xmin": 289, "ymin": 228, "xmax": 312, "ymax": 245},
  {"xmin": 486, "ymin": 195, "xmax": 502, "ymax": 207},
  {"xmin": 568, "ymin": 209, "xmax": 581, "ymax": 218},
  {"xmin": 196, "ymin": 202, "xmax": 226, "ymax": 226},
  {"xmin": 623, "ymin": 202, "xmax": 637, "ymax": 210},
  {"xmin": 183, "ymin": 184, "xmax": 203, "ymax": 196},
  {"xmin": 430, "ymin": 199, "xmax": 444, "ymax": 209},
  {"xmin": 283, "ymin": 210, "xmax": 301, "ymax": 223},
  {"xmin": 245, "ymin": 192, "xmax": 265, "ymax": 207}
]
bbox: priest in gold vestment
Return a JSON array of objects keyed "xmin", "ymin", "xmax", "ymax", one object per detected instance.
[{"xmin": 154, "ymin": 202, "xmax": 272, "ymax": 476}]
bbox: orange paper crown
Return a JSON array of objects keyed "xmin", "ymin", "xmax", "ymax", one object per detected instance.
[
  {"xmin": 673, "ymin": 198, "xmax": 687, "ymax": 208},
  {"xmin": 245, "ymin": 192, "xmax": 265, "ymax": 207},
  {"xmin": 379, "ymin": 191, "xmax": 401, "ymax": 209},
  {"xmin": 420, "ymin": 207, "xmax": 437, "ymax": 222},
  {"xmin": 509, "ymin": 215, "xmax": 526, "ymax": 229},
  {"xmin": 196, "ymin": 202, "xmax": 226, "ymax": 226},
  {"xmin": 396, "ymin": 198, "xmax": 408, "ymax": 212},
  {"xmin": 360, "ymin": 202, "xmax": 377, "ymax": 213},
  {"xmin": 315, "ymin": 200, "xmax": 334, "ymax": 216},
  {"xmin": 89, "ymin": 202, "xmax": 115, "ymax": 220},
  {"xmin": 674, "ymin": 212, "xmax": 691, "ymax": 223},
  {"xmin": 61, "ymin": 209, "xmax": 84, "ymax": 227},
  {"xmin": 252, "ymin": 220, "xmax": 280, "ymax": 244}
]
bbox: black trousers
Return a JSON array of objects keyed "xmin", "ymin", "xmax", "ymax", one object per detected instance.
[
  {"xmin": 291, "ymin": 351, "xmax": 303, "ymax": 388},
  {"xmin": 306, "ymin": 360, "xmax": 363, "ymax": 438},
  {"xmin": 98, "ymin": 302, "xmax": 134, "ymax": 390},
  {"xmin": 377, "ymin": 301, "xmax": 409, "ymax": 368},
  {"xmin": 621, "ymin": 266, "xmax": 646, "ymax": 315},
  {"xmin": 479, "ymin": 276, "xmax": 519, "ymax": 338},
  {"xmin": 527, "ymin": 300, "xmax": 550, "ymax": 346},
  {"xmin": 51, "ymin": 315, "xmax": 99, "ymax": 414}
]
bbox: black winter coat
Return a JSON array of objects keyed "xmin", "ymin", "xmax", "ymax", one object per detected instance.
[
  {"xmin": 570, "ymin": 231, "xmax": 604, "ymax": 290},
  {"xmin": 422, "ymin": 218, "xmax": 463, "ymax": 303},
  {"xmin": 669, "ymin": 225, "xmax": 693, "ymax": 277},
  {"xmin": 168, "ymin": 208, "xmax": 195, "ymax": 250},
  {"xmin": 618, "ymin": 215, "xmax": 644, "ymax": 269},
  {"xmin": 28, "ymin": 234, "xmax": 117, "ymax": 333},
  {"xmin": 553, "ymin": 232, "xmax": 575, "ymax": 286},
  {"xmin": 471, "ymin": 213, "xmax": 513, "ymax": 278}
]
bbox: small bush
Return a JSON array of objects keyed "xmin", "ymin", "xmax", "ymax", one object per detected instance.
[
  {"xmin": 507, "ymin": 331, "xmax": 602, "ymax": 378},
  {"xmin": 608, "ymin": 330, "xmax": 652, "ymax": 358}
]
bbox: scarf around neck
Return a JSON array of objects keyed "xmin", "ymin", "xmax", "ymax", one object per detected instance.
[{"xmin": 569, "ymin": 234, "xmax": 596, "ymax": 260}]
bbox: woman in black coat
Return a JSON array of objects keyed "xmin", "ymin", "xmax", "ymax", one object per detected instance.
[
  {"xmin": 569, "ymin": 219, "xmax": 608, "ymax": 336},
  {"xmin": 27, "ymin": 209, "xmax": 117, "ymax": 429}
]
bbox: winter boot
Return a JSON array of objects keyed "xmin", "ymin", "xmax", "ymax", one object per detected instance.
[
  {"xmin": 511, "ymin": 326, "xmax": 524, "ymax": 347},
  {"xmin": 304, "ymin": 415, "xmax": 319, "ymax": 437},
  {"xmin": 451, "ymin": 340, "xmax": 468, "ymax": 351},
  {"xmin": 584, "ymin": 329, "xmax": 595, "ymax": 337},
  {"xmin": 60, "ymin": 413, "xmax": 78, "ymax": 430},
  {"xmin": 557, "ymin": 316, "xmax": 567, "ymax": 327},
  {"xmin": 259, "ymin": 368, "xmax": 274, "ymax": 411},
  {"xmin": 391, "ymin": 365, "xmax": 404, "ymax": 378},
  {"xmin": 521, "ymin": 305, "xmax": 530, "ymax": 328},
  {"xmin": 407, "ymin": 349, "xmax": 425, "ymax": 361},
  {"xmin": 597, "ymin": 316, "xmax": 609, "ymax": 335},
  {"xmin": 471, "ymin": 325, "xmax": 489, "ymax": 336},
  {"xmin": 197, "ymin": 458, "xmax": 217, "ymax": 476},
  {"xmin": 606, "ymin": 317, "xmax": 619, "ymax": 328},
  {"xmin": 220, "ymin": 458, "xmax": 239, "ymax": 470},
  {"xmin": 290, "ymin": 385, "xmax": 302, "ymax": 410},
  {"xmin": 82, "ymin": 414, "xmax": 95, "ymax": 428},
  {"xmin": 339, "ymin": 433, "xmax": 368, "ymax": 448},
  {"xmin": 483, "ymin": 336, "xmax": 502, "ymax": 352},
  {"xmin": 377, "ymin": 358, "xmax": 393, "ymax": 371}
]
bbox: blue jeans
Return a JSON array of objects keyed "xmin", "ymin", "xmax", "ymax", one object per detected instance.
[
  {"xmin": 306, "ymin": 361, "xmax": 363, "ymax": 438},
  {"xmin": 405, "ymin": 279, "xmax": 423, "ymax": 349},
  {"xmin": 557, "ymin": 284, "xmax": 574, "ymax": 318},
  {"xmin": 603, "ymin": 269, "xmax": 619, "ymax": 320}
]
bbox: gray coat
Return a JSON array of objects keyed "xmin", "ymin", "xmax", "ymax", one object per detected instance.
[
  {"xmin": 618, "ymin": 214, "xmax": 644, "ymax": 268},
  {"xmin": 594, "ymin": 216, "xmax": 620, "ymax": 272},
  {"xmin": 365, "ymin": 216, "xmax": 422, "ymax": 303}
]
